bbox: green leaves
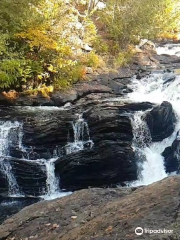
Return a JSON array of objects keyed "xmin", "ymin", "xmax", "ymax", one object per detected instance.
[
  {"xmin": 0, "ymin": 58, "xmax": 43, "ymax": 88},
  {"xmin": 98, "ymin": 0, "xmax": 180, "ymax": 44},
  {"xmin": 0, "ymin": 0, "xmax": 100, "ymax": 91}
]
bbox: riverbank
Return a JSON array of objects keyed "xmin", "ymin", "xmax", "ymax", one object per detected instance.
[{"xmin": 1, "ymin": 39, "xmax": 180, "ymax": 107}]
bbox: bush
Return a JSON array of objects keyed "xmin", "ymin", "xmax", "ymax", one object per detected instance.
[
  {"xmin": 98, "ymin": 0, "xmax": 180, "ymax": 45},
  {"xmin": 0, "ymin": 0, "xmax": 99, "ymax": 91},
  {"xmin": 114, "ymin": 47, "xmax": 135, "ymax": 67}
]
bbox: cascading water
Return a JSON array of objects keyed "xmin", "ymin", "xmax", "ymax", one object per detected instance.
[
  {"xmin": 41, "ymin": 114, "xmax": 93, "ymax": 199},
  {"xmin": 41, "ymin": 158, "xmax": 70, "ymax": 200},
  {"xmin": 0, "ymin": 121, "xmax": 22, "ymax": 156},
  {"xmin": 65, "ymin": 114, "xmax": 94, "ymax": 154},
  {"xmin": 156, "ymin": 44, "xmax": 180, "ymax": 57},
  {"xmin": 128, "ymin": 45, "xmax": 180, "ymax": 185},
  {"xmin": 0, "ymin": 121, "xmax": 23, "ymax": 196},
  {"xmin": 0, "ymin": 111, "xmax": 93, "ymax": 200},
  {"xmin": 130, "ymin": 111, "xmax": 168, "ymax": 186},
  {"xmin": 36, "ymin": 114, "xmax": 93, "ymax": 199},
  {"xmin": 0, "ymin": 160, "xmax": 20, "ymax": 196}
]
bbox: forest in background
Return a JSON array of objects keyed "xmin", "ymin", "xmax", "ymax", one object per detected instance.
[{"xmin": 0, "ymin": 0, "xmax": 180, "ymax": 95}]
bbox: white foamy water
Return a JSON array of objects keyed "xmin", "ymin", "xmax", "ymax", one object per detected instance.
[
  {"xmin": 156, "ymin": 44, "xmax": 180, "ymax": 57},
  {"xmin": 0, "ymin": 121, "xmax": 23, "ymax": 196},
  {"xmin": 41, "ymin": 158, "xmax": 71, "ymax": 200},
  {"xmin": 17, "ymin": 102, "xmax": 72, "ymax": 112},
  {"xmin": 65, "ymin": 114, "xmax": 94, "ymax": 154},
  {"xmin": 130, "ymin": 112, "xmax": 177, "ymax": 186},
  {"xmin": 127, "ymin": 44, "xmax": 180, "ymax": 186}
]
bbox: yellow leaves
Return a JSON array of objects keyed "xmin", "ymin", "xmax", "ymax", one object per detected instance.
[
  {"xmin": 55, "ymin": 58, "xmax": 77, "ymax": 69},
  {"xmin": 47, "ymin": 64, "xmax": 54, "ymax": 72},
  {"xmin": 37, "ymin": 84, "xmax": 54, "ymax": 98},
  {"xmin": 37, "ymin": 75, "xmax": 43, "ymax": 80},
  {"xmin": 16, "ymin": 28, "xmax": 58, "ymax": 51},
  {"xmin": 80, "ymin": 51, "xmax": 100, "ymax": 68}
]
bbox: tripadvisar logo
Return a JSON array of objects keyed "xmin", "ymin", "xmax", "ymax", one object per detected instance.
[
  {"xmin": 135, "ymin": 227, "xmax": 173, "ymax": 236},
  {"xmin": 135, "ymin": 227, "xmax": 144, "ymax": 236}
]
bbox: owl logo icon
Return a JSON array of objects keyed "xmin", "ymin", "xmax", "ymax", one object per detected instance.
[{"xmin": 135, "ymin": 227, "xmax": 144, "ymax": 236}]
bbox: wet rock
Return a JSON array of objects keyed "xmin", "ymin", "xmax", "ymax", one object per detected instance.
[
  {"xmin": 0, "ymin": 170, "xmax": 8, "ymax": 196},
  {"xmin": 15, "ymin": 93, "xmax": 55, "ymax": 106},
  {"xmin": 51, "ymin": 89, "xmax": 77, "ymax": 106},
  {"xmin": 162, "ymin": 72, "xmax": 176, "ymax": 85},
  {"xmin": 153, "ymin": 54, "xmax": 180, "ymax": 69},
  {"xmin": 162, "ymin": 132, "xmax": 180, "ymax": 173},
  {"xmin": 56, "ymin": 140, "xmax": 136, "ymax": 191},
  {"xmin": 10, "ymin": 158, "xmax": 47, "ymax": 196},
  {"xmin": 144, "ymin": 101, "xmax": 176, "ymax": 142},
  {"xmin": 54, "ymin": 106, "xmax": 137, "ymax": 191},
  {"xmin": 0, "ymin": 197, "xmax": 39, "ymax": 225},
  {"xmin": 85, "ymin": 106, "xmax": 134, "ymax": 144}
]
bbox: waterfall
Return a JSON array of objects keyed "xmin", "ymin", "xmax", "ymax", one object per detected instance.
[
  {"xmin": 65, "ymin": 114, "xmax": 94, "ymax": 154},
  {"xmin": 156, "ymin": 44, "xmax": 180, "ymax": 57},
  {"xmin": 130, "ymin": 112, "xmax": 168, "ymax": 186},
  {"xmin": 0, "ymin": 160, "xmax": 21, "ymax": 196},
  {"xmin": 42, "ymin": 158, "xmax": 69, "ymax": 200},
  {"xmin": 0, "ymin": 113, "xmax": 93, "ymax": 200},
  {"xmin": 127, "ymin": 47, "xmax": 180, "ymax": 185},
  {"xmin": 131, "ymin": 111, "xmax": 152, "ymax": 149},
  {"xmin": 0, "ymin": 121, "xmax": 23, "ymax": 196},
  {"xmin": 41, "ymin": 114, "xmax": 93, "ymax": 199},
  {"xmin": 39, "ymin": 114, "xmax": 93, "ymax": 199}
]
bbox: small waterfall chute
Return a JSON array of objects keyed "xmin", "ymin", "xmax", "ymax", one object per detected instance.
[
  {"xmin": 130, "ymin": 111, "xmax": 168, "ymax": 186},
  {"xmin": 65, "ymin": 114, "xmax": 94, "ymax": 154},
  {"xmin": 40, "ymin": 158, "xmax": 70, "ymax": 200}
]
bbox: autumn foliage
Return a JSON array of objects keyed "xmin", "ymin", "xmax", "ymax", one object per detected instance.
[{"xmin": 0, "ymin": 0, "xmax": 180, "ymax": 92}]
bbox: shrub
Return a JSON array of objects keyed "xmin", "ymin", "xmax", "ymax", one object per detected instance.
[
  {"xmin": 114, "ymin": 47, "xmax": 135, "ymax": 67},
  {"xmin": 98, "ymin": 0, "xmax": 180, "ymax": 45}
]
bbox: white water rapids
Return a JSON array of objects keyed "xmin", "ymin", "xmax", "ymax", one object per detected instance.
[{"xmin": 127, "ymin": 44, "xmax": 180, "ymax": 186}]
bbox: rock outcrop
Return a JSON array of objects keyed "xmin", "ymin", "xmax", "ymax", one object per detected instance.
[
  {"xmin": 162, "ymin": 131, "xmax": 180, "ymax": 173},
  {"xmin": 0, "ymin": 102, "xmax": 155, "ymax": 195},
  {"xmin": 144, "ymin": 101, "xmax": 176, "ymax": 142},
  {"xmin": 0, "ymin": 176, "xmax": 180, "ymax": 240},
  {"xmin": 56, "ymin": 141, "xmax": 136, "ymax": 190}
]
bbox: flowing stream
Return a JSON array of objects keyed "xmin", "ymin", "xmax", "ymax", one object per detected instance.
[
  {"xmin": 127, "ymin": 44, "xmax": 180, "ymax": 186},
  {"xmin": 0, "ymin": 114, "xmax": 93, "ymax": 200},
  {"xmin": 0, "ymin": 43, "xmax": 180, "ymax": 203}
]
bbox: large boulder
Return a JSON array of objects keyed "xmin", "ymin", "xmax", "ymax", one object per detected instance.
[
  {"xmin": 144, "ymin": 101, "xmax": 176, "ymax": 141},
  {"xmin": 162, "ymin": 131, "xmax": 180, "ymax": 173},
  {"xmin": 56, "ymin": 140, "xmax": 136, "ymax": 190},
  {"xmin": 10, "ymin": 158, "xmax": 47, "ymax": 196},
  {"xmin": 85, "ymin": 106, "xmax": 134, "ymax": 144},
  {"xmin": 54, "ymin": 106, "xmax": 137, "ymax": 191}
]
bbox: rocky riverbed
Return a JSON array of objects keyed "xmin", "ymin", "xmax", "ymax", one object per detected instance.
[{"xmin": 1, "ymin": 40, "xmax": 180, "ymax": 236}]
